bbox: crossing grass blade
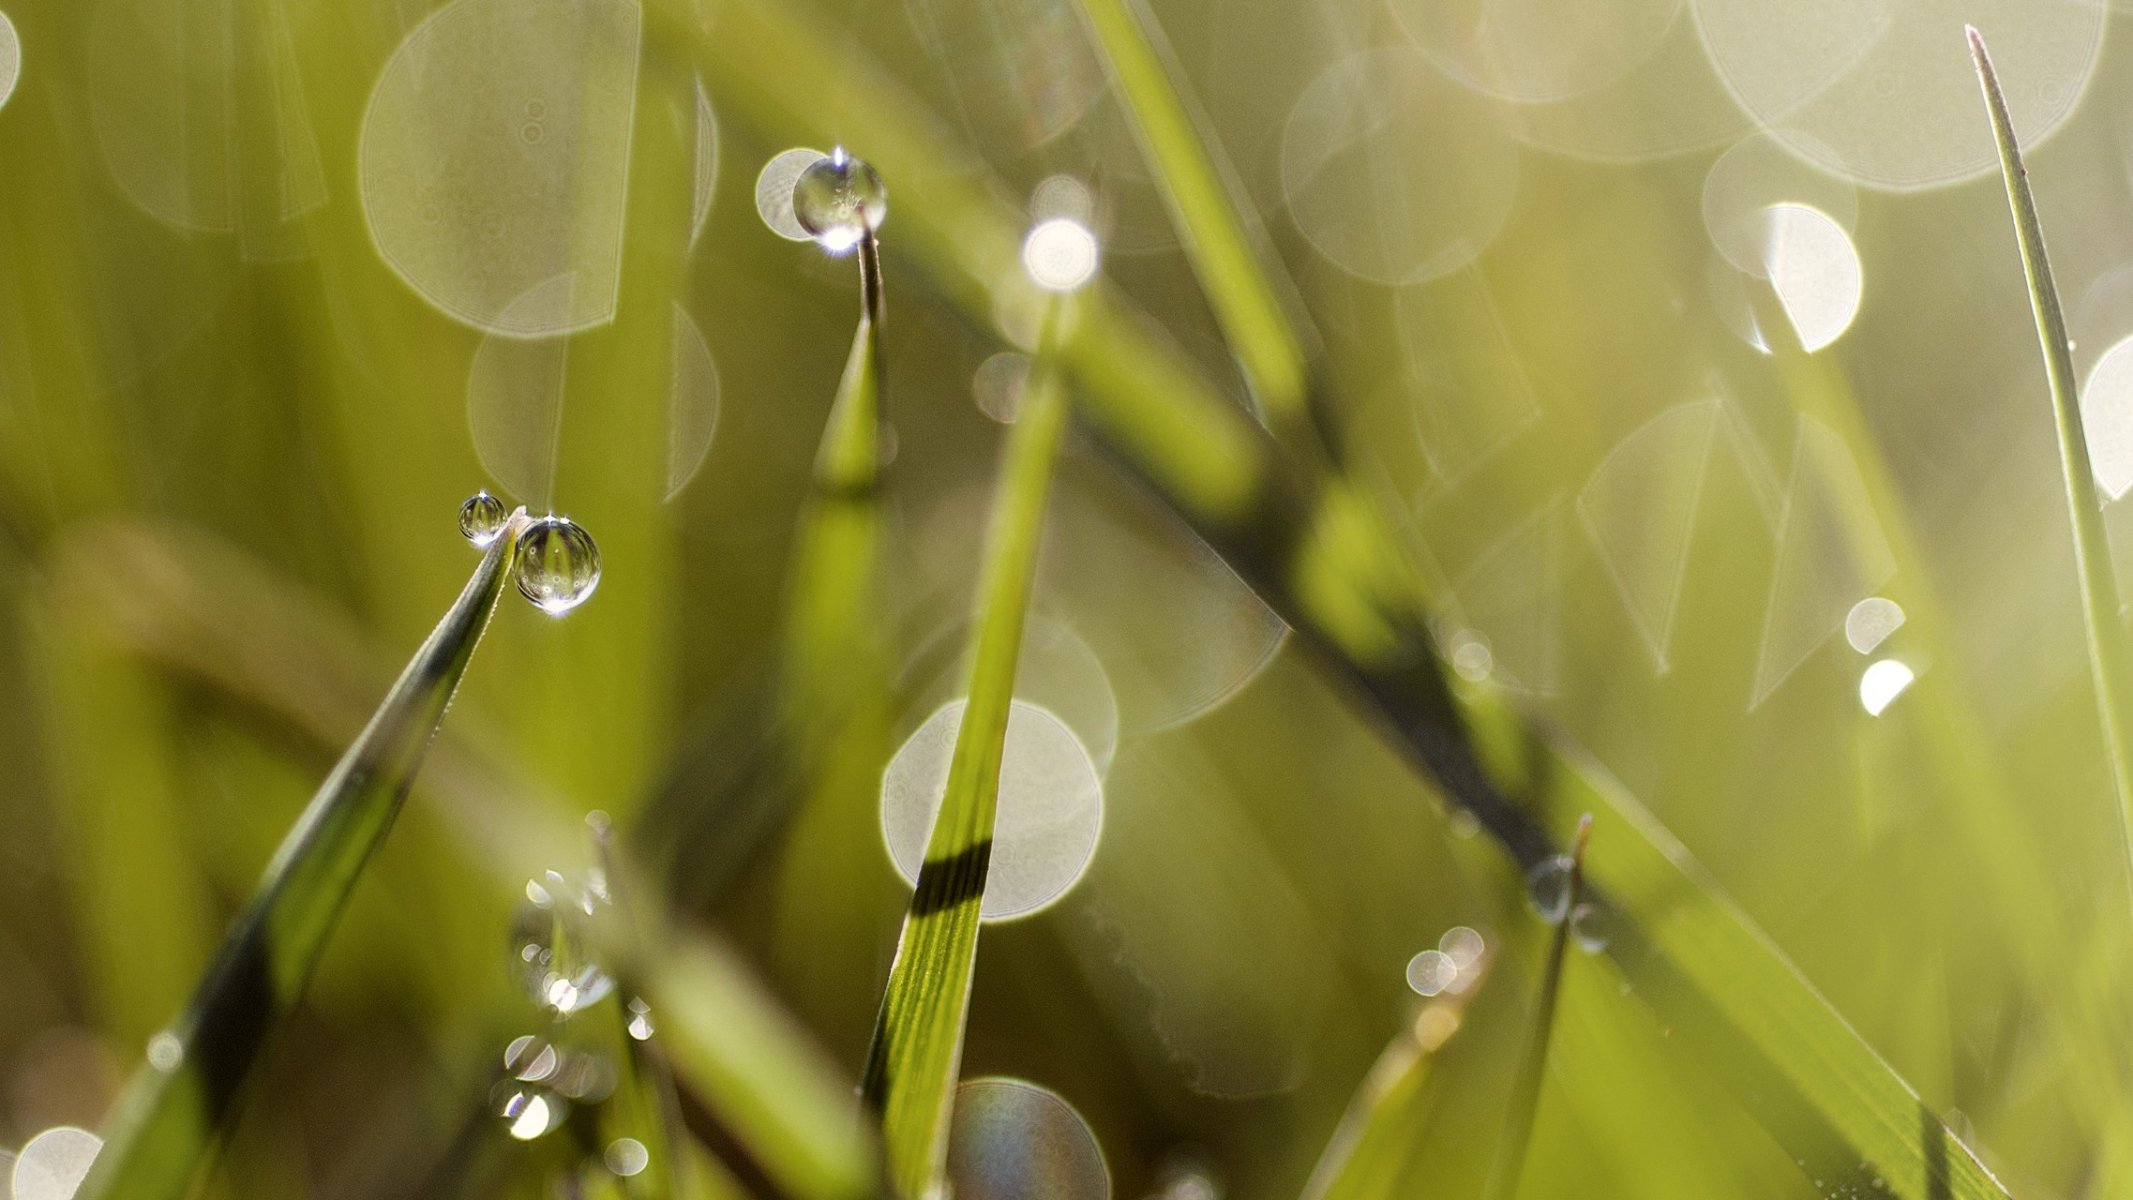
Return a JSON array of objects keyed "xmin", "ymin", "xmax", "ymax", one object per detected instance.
[
  {"xmin": 75, "ymin": 508, "xmax": 534, "ymax": 1200},
  {"xmin": 1969, "ymin": 24, "xmax": 2133, "ymax": 885},
  {"xmin": 1303, "ymin": 946, "xmax": 1495, "ymax": 1200},
  {"xmin": 668, "ymin": 3, "xmax": 2016, "ymax": 1193},
  {"xmin": 1483, "ymin": 817, "xmax": 1589, "ymax": 1200},
  {"xmin": 860, "ymin": 317, "xmax": 1072, "ymax": 1197},
  {"xmin": 1068, "ymin": 0, "xmax": 1309, "ymax": 429}
]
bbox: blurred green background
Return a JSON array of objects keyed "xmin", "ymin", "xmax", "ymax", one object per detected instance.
[{"xmin": 3, "ymin": 0, "xmax": 2133, "ymax": 1196}]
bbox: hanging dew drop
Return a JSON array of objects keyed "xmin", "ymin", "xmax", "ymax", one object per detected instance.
[
  {"xmin": 458, "ymin": 490, "xmax": 508, "ymax": 546},
  {"xmin": 791, "ymin": 147, "xmax": 887, "ymax": 254},
  {"xmin": 515, "ymin": 516, "xmax": 601, "ymax": 614},
  {"xmin": 1569, "ymin": 901, "xmax": 1615, "ymax": 953},
  {"xmin": 1525, "ymin": 854, "xmax": 1576, "ymax": 924}
]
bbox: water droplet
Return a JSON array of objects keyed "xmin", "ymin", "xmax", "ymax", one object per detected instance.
[
  {"xmin": 13, "ymin": 1127, "xmax": 103, "ymax": 1200},
  {"xmin": 792, "ymin": 147, "xmax": 887, "ymax": 254},
  {"xmin": 497, "ymin": 1085, "xmax": 569, "ymax": 1140},
  {"xmin": 1569, "ymin": 901, "xmax": 1614, "ymax": 953},
  {"xmin": 459, "ymin": 490, "xmax": 508, "ymax": 546},
  {"xmin": 146, "ymin": 1032, "xmax": 183, "ymax": 1072},
  {"xmin": 1525, "ymin": 854, "xmax": 1576, "ymax": 924},
  {"xmin": 1438, "ymin": 925, "xmax": 1485, "ymax": 969},
  {"xmin": 605, "ymin": 1137, "xmax": 649, "ymax": 1177},
  {"xmin": 626, "ymin": 997, "xmax": 655, "ymax": 1041},
  {"xmin": 1404, "ymin": 949, "xmax": 1458, "ymax": 997},
  {"xmin": 514, "ymin": 516, "xmax": 601, "ymax": 614}
]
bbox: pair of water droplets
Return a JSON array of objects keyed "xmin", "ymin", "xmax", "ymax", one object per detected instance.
[
  {"xmin": 457, "ymin": 491, "xmax": 601, "ymax": 614},
  {"xmin": 1525, "ymin": 854, "xmax": 1614, "ymax": 953}
]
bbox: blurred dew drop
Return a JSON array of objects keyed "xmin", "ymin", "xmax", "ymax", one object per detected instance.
[
  {"xmin": 2082, "ymin": 335, "xmax": 2133, "ymax": 501},
  {"xmin": 881, "ymin": 699, "xmax": 1105, "ymax": 920},
  {"xmin": 974, "ymin": 352, "xmax": 1031, "ymax": 424},
  {"xmin": 689, "ymin": 78, "xmax": 719, "ymax": 248},
  {"xmin": 793, "ymin": 148, "xmax": 887, "ymax": 254},
  {"xmin": 0, "ymin": 9, "xmax": 18, "ymax": 111},
  {"xmin": 1280, "ymin": 47, "xmax": 1518, "ymax": 285},
  {"xmin": 145, "ymin": 1032, "xmax": 183, "ymax": 1072},
  {"xmin": 605, "ymin": 1137, "xmax": 650, "ymax": 1177},
  {"xmin": 1404, "ymin": 949, "xmax": 1458, "ymax": 997},
  {"xmin": 1845, "ymin": 597, "xmax": 1905, "ymax": 655},
  {"xmin": 1031, "ymin": 174, "xmax": 1097, "ymax": 225},
  {"xmin": 945, "ymin": 1077, "xmax": 1110, "ymax": 1200},
  {"xmin": 1394, "ymin": 0, "xmax": 1680, "ymax": 103},
  {"xmin": 1569, "ymin": 901, "xmax": 1614, "ymax": 953},
  {"xmin": 1860, "ymin": 659, "xmax": 1915, "ymax": 717},
  {"xmin": 512, "ymin": 869, "xmax": 615, "ymax": 1012},
  {"xmin": 1578, "ymin": 399, "xmax": 1731, "ymax": 671},
  {"xmin": 1690, "ymin": 0, "xmax": 2101, "ymax": 189},
  {"xmin": 1760, "ymin": 203, "xmax": 1862, "ymax": 353},
  {"xmin": 1446, "ymin": 629, "xmax": 1493, "ymax": 682},
  {"xmin": 1023, "ymin": 217, "xmax": 1101, "ymax": 292},
  {"xmin": 498, "ymin": 1086, "xmax": 569, "ymax": 1141},
  {"xmin": 665, "ymin": 301, "xmax": 721, "ymax": 500},
  {"xmin": 755, "ymin": 147, "xmax": 828, "ymax": 241},
  {"xmin": 1439, "ymin": 925, "xmax": 1485, "ymax": 968},
  {"xmin": 1525, "ymin": 854, "xmax": 1576, "ymax": 924},
  {"xmin": 1702, "ymin": 132, "xmax": 1859, "ymax": 276},
  {"xmin": 514, "ymin": 517, "xmax": 602, "ymax": 615},
  {"xmin": 899, "ymin": 614, "xmax": 1121, "ymax": 774},
  {"xmin": 459, "ymin": 490, "xmax": 508, "ymax": 546},
  {"xmin": 625, "ymin": 997, "xmax": 654, "ymax": 1041},
  {"xmin": 1498, "ymin": 13, "xmax": 1749, "ymax": 162},
  {"xmin": 360, "ymin": 0, "xmax": 642, "ymax": 334},
  {"xmin": 12, "ymin": 1127, "xmax": 102, "ymax": 1200},
  {"xmin": 504, "ymin": 1034, "xmax": 561, "ymax": 1083}
]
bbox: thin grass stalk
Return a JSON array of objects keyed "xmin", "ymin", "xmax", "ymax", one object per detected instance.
[
  {"xmin": 1484, "ymin": 817, "xmax": 1590, "ymax": 1200},
  {"xmin": 1068, "ymin": 0, "xmax": 1309, "ymax": 431},
  {"xmin": 1969, "ymin": 25, "xmax": 2133, "ymax": 886},
  {"xmin": 860, "ymin": 310, "xmax": 1072, "ymax": 1197},
  {"xmin": 77, "ymin": 509, "xmax": 534, "ymax": 1200}
]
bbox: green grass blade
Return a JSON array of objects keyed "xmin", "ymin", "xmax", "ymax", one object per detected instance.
[
  {"xmin": 76, "ymin": 508, "xmax": 534, "ymax": 1200},
  {"xmin": 861, "ymin": 317, "xmax": 1072, "ymax": 1197},
  {"xmin": 1303, "ymin": 947, "xmax": 1494, "ymax": 1200},
  {"xmin": 1969, "ymin": 24, "xmax": 2133, "ymax": 877},
  {"xmin": 1484, "ymin": 817, "xmax": 1589, "ymax": 1200},
  {"xmin": 1069, "ymin": 0, "xmax": 1309, "ymax": 427}
]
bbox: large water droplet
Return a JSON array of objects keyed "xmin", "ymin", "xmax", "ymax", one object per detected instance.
[
  {"xmin": 515, "ymin": 516, "xmax": 601, "ymax": 614},
  {"xmin": 1525, "ymin": 854, "xmax": 1576, "ymax": 924},
  {"xmin": 459, "ymin": 490, "xmax": 508, "ymax": 546},
  {"xmin": 792, "ymin": 148, "xmax": 887, "ymax": 254}
]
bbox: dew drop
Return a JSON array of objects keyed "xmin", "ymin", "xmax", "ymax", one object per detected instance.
[
  {"xmin": 503, "ymin": 1034, "xmax": 560, "ymax": 1082},
  {"xmin": 458, "ymin": 490, "xmax": 508, "ymax": 546},
  {"xmin": 792, "ymin": 147, "xmax": 887, "ymax": 255},
  {"xmin": 1569, "ymin": 901, "xmax": 1614, "ymax": 953},
  {"xmin": 1525, "ymin": 854, "xmax": 1576, "ymax": 924},
  {"xmin": 514, "ymin": 516, "xmax": 601, "ymax": 614},
  {"xmin": 1404, "ymin": 949, "xmax": 1458, "ymax": 997},
  {"xmin": 146, "ymin": 1032, "xmax": 183, "ymax": 1072}
]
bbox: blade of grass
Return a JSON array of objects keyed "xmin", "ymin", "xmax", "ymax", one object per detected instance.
[
  {"xmin": 1969, "ymin": 24, "xmax": 2133, "ymax": 887},
  {"xmin": 1068, "ymin": 0, "xmax": 1310, "ymax": 430},
  {"xmin": 1483, "ymin": 817, "xmax": 1589, "ymax": 1200},
  {"xmin": 76, "ymin": 507, "xmax": 534, "ymax": 1200},
  {"xmin": 861, "ymin": 312, "xmax": 1072, "ymax": 1197},
  {"xmin": 666, "ymin": 2, "xmax": 2013, "ymax": 1193},
  {"xmin": 54, "ymin": 518, "xmax": 881, "ymax": 1200},
  {"xmin": 1303, "ymin": 945, "xmax": 1495, "ymax": 1200}
]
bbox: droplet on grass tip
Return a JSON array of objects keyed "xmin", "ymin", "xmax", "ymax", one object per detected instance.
[
  {"xmin": 1525, "ymin": 854, "xmax": 1576, "ymax": 924},
  {"xmin": 792, "ymin": 147, "xmax": 887, "ymax": 254},
  {"xmin": 458, "ymin": 490, "xmax": 508, "ymax": 546},
  {"xmin": 514, "ymin": 516, "xmax": 600, "ymax": 614}
]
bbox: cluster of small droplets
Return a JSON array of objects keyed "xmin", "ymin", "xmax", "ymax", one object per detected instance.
[
  {"xmin": 791, "ymin": 147, "xmax": 888, "ymax": 254},
  {"xmin": 515, "ymin": 515, "xmax": 601, "ymax": 614}
]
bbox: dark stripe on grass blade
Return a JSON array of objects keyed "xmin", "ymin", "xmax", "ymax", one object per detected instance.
[
  {"xmin": 910, "ymin": 839, "xmax": 994, "ymax": 917},
  {"xmin": 77, "ymin": 510, "xmax": 529, "ymax": 1200}
]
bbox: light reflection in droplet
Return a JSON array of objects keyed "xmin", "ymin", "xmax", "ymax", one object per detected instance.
[
  {"xmin": 1860, "ymin": 659, "xmax": 1915, "ymax": 716},
  {"xmin": 756, "ymin": 148, "xmax": 828, "ymax": 242},
  {"xmin": 881, "ymin": 699, "xmax": 1105, "ymax": 920},
  {"xmin": 1845, "ymin": 597, "xmax": 1905, "ymax": 655},
  {"xmin": 13, "ymin": 1127, "xmax": 103, "ymax": 1200},
  {"xmin": 946, "ymin": 1077, "xmax": 1109, "ymax": 1200},
  {"xmin": 2082, "ymin": 335, "xmax": 2133, "ymax": 501},
  {"xmin": 1023, "ymin": 217, "xmax": 1101, "ymax": 292},
  {"xmin": 1404, "ymin": 949, "xmax": 1458, "ymax": 997},
  {"xmin": 1760, "ymin": 203, "xmax": 1862, "ymax": 353}
]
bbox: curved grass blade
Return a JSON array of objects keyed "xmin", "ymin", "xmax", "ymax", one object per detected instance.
[
  {"xmin": 56, "ymin": 518, "xmax": 879, "ymax": 1200},
  {"xmin": 1068, "ymin": 0, "xmax": 1309, "ymax": 430},
  {"xmin": 1969, "ymin": 24, "xmax": 2133, "ymax": 885},
  {"xmin": 1484, "ymin": 816, "xmax": 1589, "ymax": 1200},
  {"xmin": 76, "ymin": 508, "xmax": 534, "ymax": 1200},
  {"xmin": 1303, "ymin": 944, "xmax": 1495, "ymax": 1200},
  {"xmin": 861, "ymin": 316, "xmax": 1072, "ymax": 1197}
]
